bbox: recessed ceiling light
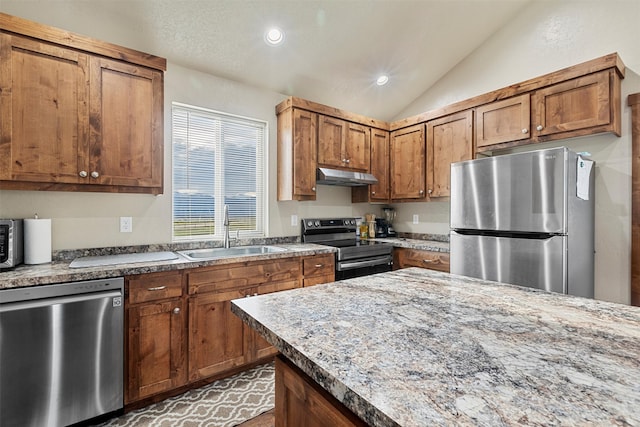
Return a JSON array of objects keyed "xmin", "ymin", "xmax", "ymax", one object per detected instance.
[
  {"xmin": 376, "ymin": 75, "xmax": 389, "ymax": 86},
  {"xmin": 265, "ymin": 27, "xmax": 285, "ymax": 46}
]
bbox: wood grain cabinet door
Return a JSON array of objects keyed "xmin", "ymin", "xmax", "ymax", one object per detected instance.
[
  {"xmin": 390, "ymin": 124, "xmax": 426, "ymax": 201},
  {"xmin": 0, "ymin": 33, "xmax": 89, "ymax": 183},
  {"xmin": 532, "ymin": 70, "xmax": 616, "ymax": 139},
  {"xmin": 292, "ymin": 109, "xmax": 318, "ymax": 198},
  {"xmin": 126, "ymin": 298, "xmax": 187, "ymax": 404},
  {"xmin": 344, "ymin": 122, "xmax": 370, "ymax": 171},
  {"xmin": 475, "ymin": 94, "xmax": 531, "ymax": 150},
  {"xmin": 426, "ymin": 110, "xmax": 473, "ymax": 198},
  {"xmin": 317, "ymin": 115, "xmax": 347, "ymax": 168},
  {"xmin": 89, "ymin": 57, "xmax": 163, "ymax": 189},
  {"xmin": 369, "ymin": 129, "xmax": 390, "ymax": 201},
  {"xmin": 188, "ymin": 288, "xmax": 251, "ymax": 381}
]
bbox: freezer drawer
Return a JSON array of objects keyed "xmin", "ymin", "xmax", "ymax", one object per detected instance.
[{"xmin": 450, "ymin": 232, "xmax": 566, "ymax": 294}]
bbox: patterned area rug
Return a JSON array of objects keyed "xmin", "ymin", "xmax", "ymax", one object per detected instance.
[{"xmin": 99, "ymin": 363, "xmax": 274, "ymax": 427}]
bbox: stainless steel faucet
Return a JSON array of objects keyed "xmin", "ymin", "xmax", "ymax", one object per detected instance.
[{"xmin": 223, "ymin": 204, "xmax": 231, "ymax": 248}]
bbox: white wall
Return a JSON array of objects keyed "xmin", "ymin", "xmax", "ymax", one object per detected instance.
[{"xmin": 393, "ymin": 0, "xmax": 640, "ymax": 304}]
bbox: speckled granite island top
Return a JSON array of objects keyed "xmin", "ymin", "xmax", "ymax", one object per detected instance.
[{"xmin": 231, "ymin": 268, "xmax": 640, "ymax": 426}]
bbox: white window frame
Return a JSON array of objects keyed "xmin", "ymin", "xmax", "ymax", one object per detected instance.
[{"xmin": 171, "ymin": 102, "xmax": 268, "ymax": 242}]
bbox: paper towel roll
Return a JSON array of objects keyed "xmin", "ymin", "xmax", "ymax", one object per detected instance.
[{"xmin": 24, "ymin": 218, "xmax": 52, "ymax": 264}]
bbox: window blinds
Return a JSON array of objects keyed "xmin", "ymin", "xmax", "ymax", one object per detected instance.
[{"xmin": 172, "ymin": 103, "xmax": 266, "ymax": 240}]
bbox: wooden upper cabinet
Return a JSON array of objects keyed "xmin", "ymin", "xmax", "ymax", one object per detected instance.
[
  {"xmin": 318, "ymin": 115, "xmax": 370, "ymax": 171},
  {"xmin": 390, "ymin": 124, "xmax": 426, "ymax": 201},
  {"xmin": 0, "ymin": 14, "xmax": 166, "ymax": 193},
  {"xmin": 89, "ymin": 57, "xmax": 163, "ymax": 189},
  {"xmin": 475, "ymin": 94, "xmax": 530, "ymax": 150},
  {"xmin": 277, "ymin": 108, "xmax": 317, "ymax": 201},
  {"xmin": 532, "ymin": 70, "xmax": 620, "ymax": 140},
  {"xmin": 427, "ymin": 110, "xmax": 473, "ymax": 198},
  {"xmin": 0, "ymin": 34, "xmax": 89, "ymax": 184},
  {"xmin": 368, "ymin": 128, "xmax": 390, "ymax": 202}
]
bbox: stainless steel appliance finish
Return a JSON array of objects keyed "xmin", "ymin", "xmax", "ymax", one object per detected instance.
[
  {"xmin": 0, "ymin": 278, "xmax": 124, "ymax": 426},
  {"xmin": 316, "ymin": 168, "xmax": 379, "ymax": 186},
  {"xmin": 301, "ymin": 218, "xmax": 393, "ymax": 280},
  {"xmin": 450, "ymin": 147, "xmax": 595, "ymax": 298},
  {"xmin": 0, "ymin": 219, "xmax": 23, "ymax": 269}
]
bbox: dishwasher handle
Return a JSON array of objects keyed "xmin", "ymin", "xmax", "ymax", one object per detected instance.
[{"xmin": 0, "ymin": 289, "xmax": 122, "ymax": 313}]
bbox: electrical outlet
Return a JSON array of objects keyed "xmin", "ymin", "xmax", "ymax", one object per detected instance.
[
  {"xmin": 291, "ymin": 214, "xmax": 298, "ymax": 226},
  {"xmin": 120, "ymin": 216, "xmax": 133, "ymax": 233},
  {"xmin": 412, "ymin": 214, "xmax": 419, "ymax": 224}
]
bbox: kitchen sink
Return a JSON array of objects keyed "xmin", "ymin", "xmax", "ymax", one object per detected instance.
[{"xmin": 177, "ymin": 245, "xmax": 287, "ymax": 261}]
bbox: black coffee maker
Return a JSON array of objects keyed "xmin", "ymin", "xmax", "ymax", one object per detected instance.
[{"xmin": 375, "ymin": 218, "xmax": 389, "ymax": 237}]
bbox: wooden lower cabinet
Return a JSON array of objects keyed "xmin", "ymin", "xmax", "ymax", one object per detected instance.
[
  {"xmin": 275, "ymin": 356, "xmax": 367, "ymax": 427},
  {"xmin": 126, "ymin": 297, "xmax": 187, "ymax": 404},
  {"xmin": 302, "ymin": 254, "xmax": 335, "ymax": 287},
  {"xmin": 393, "ymin": 247, "xmax": 450, "ymax": 273}
]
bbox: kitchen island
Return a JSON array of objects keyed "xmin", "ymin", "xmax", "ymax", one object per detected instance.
[{"xmin": 231, "ymin": 268, "xmax": 640, "ymax": 426}]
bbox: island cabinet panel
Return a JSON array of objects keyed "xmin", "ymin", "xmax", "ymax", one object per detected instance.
[
  {"xmin": 302, "ymin": 253, "xmax": 335, "ymax": 287},
  {"xmin": 0, "ymin": 15, "xmax": 165, "ymax": 194},
  {"xmin": 352, "ymin": 128, "xmax": 390, "ymax": 203},
  {"xmin": 475, "ymin": 94, "xmax": 531, "ymax": 149},
  {"xmin": 88, "ymin": 57, "xmax": 164, "ymax": 189},
  {"xmin": 277, "ymin": 108, "xmax": 318, "ymax": 201},
  {"xmin": 393, "ymin": 247, "xmax": 450, "ymax": 272},
  {"xmin": 318, "ymin": 116, "xmax": 371, "ymax": 172},
  {"xmin": 275, "ymin": 356, "xmax": 367, "ymax": 427},
  {"xmin": 426, "ymin": 110, "xmax": 473, "ymax": 199},
  {"xmin": 390, "ymin": 124, "xmax": 426, "ymax": 201},
  {"xmin": 0, "ymin": 33, "xmax": 89, "ymax": 184}
]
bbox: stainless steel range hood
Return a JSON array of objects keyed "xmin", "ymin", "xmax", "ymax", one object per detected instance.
[{"xmin": 316, "ymin": 167, "xmax": 378, "ymax": 186}]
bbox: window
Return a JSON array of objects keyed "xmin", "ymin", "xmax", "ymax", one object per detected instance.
[{"xmin": 172, "ymin": 103, "xmax": 267, "ymax": 241}]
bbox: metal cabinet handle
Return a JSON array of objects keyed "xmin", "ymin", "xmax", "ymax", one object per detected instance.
[
  {"xmin": 422, "ymin": 259, "xmax": 436, "ymax": 264},
  {"xmin": 173, "ymin": 307, "xmax": 180, "ymax": 314},
  {"xmin": 79, "ymin": 170, "xmax": 88, "ymax": 178},
  {"xmin": 91, "ymin": 171, "xmax": 100, "ymax": 178},
  {"xmin": 371, "ymin": 191, "xmax": 376, "ymax": 196},
  {"xmin": 522, "ymin": 128, "xmax": 528, "ymax": 134},
  {"xmin": 148, "ymin": 286, "xmax": 167, "ymax": 291},
  {"xmin": 315, "ymin": 264, "xmax": 323, "ymax": 268},
  {"xmin": 536, "ymin": 125, "xmax": 543, "ymax": 131}
]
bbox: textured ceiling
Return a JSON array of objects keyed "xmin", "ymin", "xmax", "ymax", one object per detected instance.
[{"xmin": 1, "ymin": 0, "xmax": 532, "ymax": 121}]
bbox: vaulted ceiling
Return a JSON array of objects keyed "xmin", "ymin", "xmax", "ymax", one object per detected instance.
[{"xmin": 1, "ymin": 0, "xmax": 532, "ymax": 120}]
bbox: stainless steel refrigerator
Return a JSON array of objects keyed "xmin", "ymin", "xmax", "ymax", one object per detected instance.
[{"xmin": 450, "ymin": 147, "xmax": 595, "ymax": 298}]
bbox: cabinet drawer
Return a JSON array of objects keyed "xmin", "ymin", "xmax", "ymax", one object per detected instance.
[
  {"xmin": 127, "ymin": 271, "xmax": 184, "ymax": 304},
  {"xmin": 394, "ymin": 248, "xmax": 450, "ymax": 272},
  {"xmin": 188, "ymin": 258, "xmax": 302, "ymax": 294},
  {"xmin": 304, "ymin": 274, "xmax": 335, "ymax": 287},
  {"xmin": 303, "ymin": 254, "xmax": 335, "ymax": 277}
]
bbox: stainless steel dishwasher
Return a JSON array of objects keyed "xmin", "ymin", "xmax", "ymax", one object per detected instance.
[{"xmin": 0, "ymin": 277, "xmax": 124, "ymax": 427}]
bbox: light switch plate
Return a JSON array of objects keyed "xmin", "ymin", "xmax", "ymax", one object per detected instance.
[
  {"xmin": 412, "ymin": 214, "xmax": 419, "ymax": 224},
  {"xmin": 291, "ymin": 214, "xmax": 298, "ymax": 226},
  {"xmin": 120, "ymin": 216, "xmax": 133, "ymax": 233}
]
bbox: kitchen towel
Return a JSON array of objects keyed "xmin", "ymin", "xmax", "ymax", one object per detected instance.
[{"xmin": 24, "ymin": 218, "xmax": 52, "ymax": 264}]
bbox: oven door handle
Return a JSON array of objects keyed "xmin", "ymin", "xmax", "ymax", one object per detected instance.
[{"xmin": 337, "ymin": 256, "xmax": 392, "ymax": 271}]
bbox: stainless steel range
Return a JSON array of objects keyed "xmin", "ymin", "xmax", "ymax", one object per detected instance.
[{"xmin": 301, "ymin": 218, "xmax": 393, "ymax": 280}]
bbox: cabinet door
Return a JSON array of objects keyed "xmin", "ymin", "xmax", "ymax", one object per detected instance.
[
  {"xmin": 188, "ymin": 288, "xmax": 250, "ymax": 381},
  {"xmin": 475, "ymin": 94, "xmax": 530, "ymax": 150},
  {"xmin": 318, "ymin": 115, "xmax": 347, "ymax": 168},
  {"xmin": 89, "ymin": 57, "xmax": 163, "ymax": 189},
  {"xmin": 532, "ymin": 71, "xmax": 612, "ymax": 139},
  {"xmin": 368, "ymin": 129, "xmax": 390, "ymax": 201},
  {"xmin": 344, "ymin": 123, "xmax": 370, "ymax": 171},
  {"xmin": 284, "ymin": 109, "xmax": 318, "ymax": 199},
  {"xmin": 251, "ymin": 280, "xmax": 300, "ymax": 361},
  {"xmin": 390, "ymin": 124, "xmax": 426, "ymax": 200},
  {"xmin": 426, "ymin": 110, "xmax": 473, "ymax": 198},
  {"xmin": 393, "ymin": 248, "xmax": 450, "ymax": 272},
  {"xmin": 0, "ymin": 34, "xmax": 89, "ymax": 183},
  {"xmin": 126, "ymin": 298, "xmax": 186, "ymax": 403}
]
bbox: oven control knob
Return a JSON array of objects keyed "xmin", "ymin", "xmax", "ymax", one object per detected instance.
[
  {"xmin": 314, "ymin": 220, "xmax": 320, "ymax": 227},
  {"xmin": 307, "ymin": 220, "xmax": 313, "ymax": 227}
]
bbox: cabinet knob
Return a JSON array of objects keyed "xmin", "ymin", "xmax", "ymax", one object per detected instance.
[
  {"xmin": 311, "ymin": 186, "xmax": 316, "ymax": 192},
  {"xmin": 536, "ymin": 125, "xmax": 543, "ymax": 131},
  {"xmin": 371, "ymin": 191, "xmax": 376, "ymax": 196},
  {"xmin": 345, "ymin": 159, "xmax": 350, "ymax": 164},
  {"xmin": 522, "ymin": 128, "xmax": 528, "ymax": 134},
  {"xmin": 79, "ymin": 171, "xmax": 88, "ymax": 178},
  {"xmin": 173, "ymin": 307, "xmax": 180, "ymax": 314},
  {"xmin": 419, "ymin": 189, "xmax": 424, "ymax": 195},
  {"xmin": 428, "ymin": 189, "xmax": 433, "ymax": 195},
  {"xmin": 91, "ymin": 171, "xmax": 100, "ymax": 179}
]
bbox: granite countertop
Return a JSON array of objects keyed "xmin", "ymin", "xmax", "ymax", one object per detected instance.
[
  {"xmin": 232, "ymin": 268, "xmax": 640, "ymax": 426},
  {"xmin": 0, "ymin": 237, "xmax": 448, "ymax": 290},
  {"xmin": 0, "ymin": 243, "xmax": 334, "ymax": 289}
]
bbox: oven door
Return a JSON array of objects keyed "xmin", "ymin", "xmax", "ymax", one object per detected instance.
[{"xmin": 335, "ymin": 254, "xmax": 393, "ymax": 280}]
